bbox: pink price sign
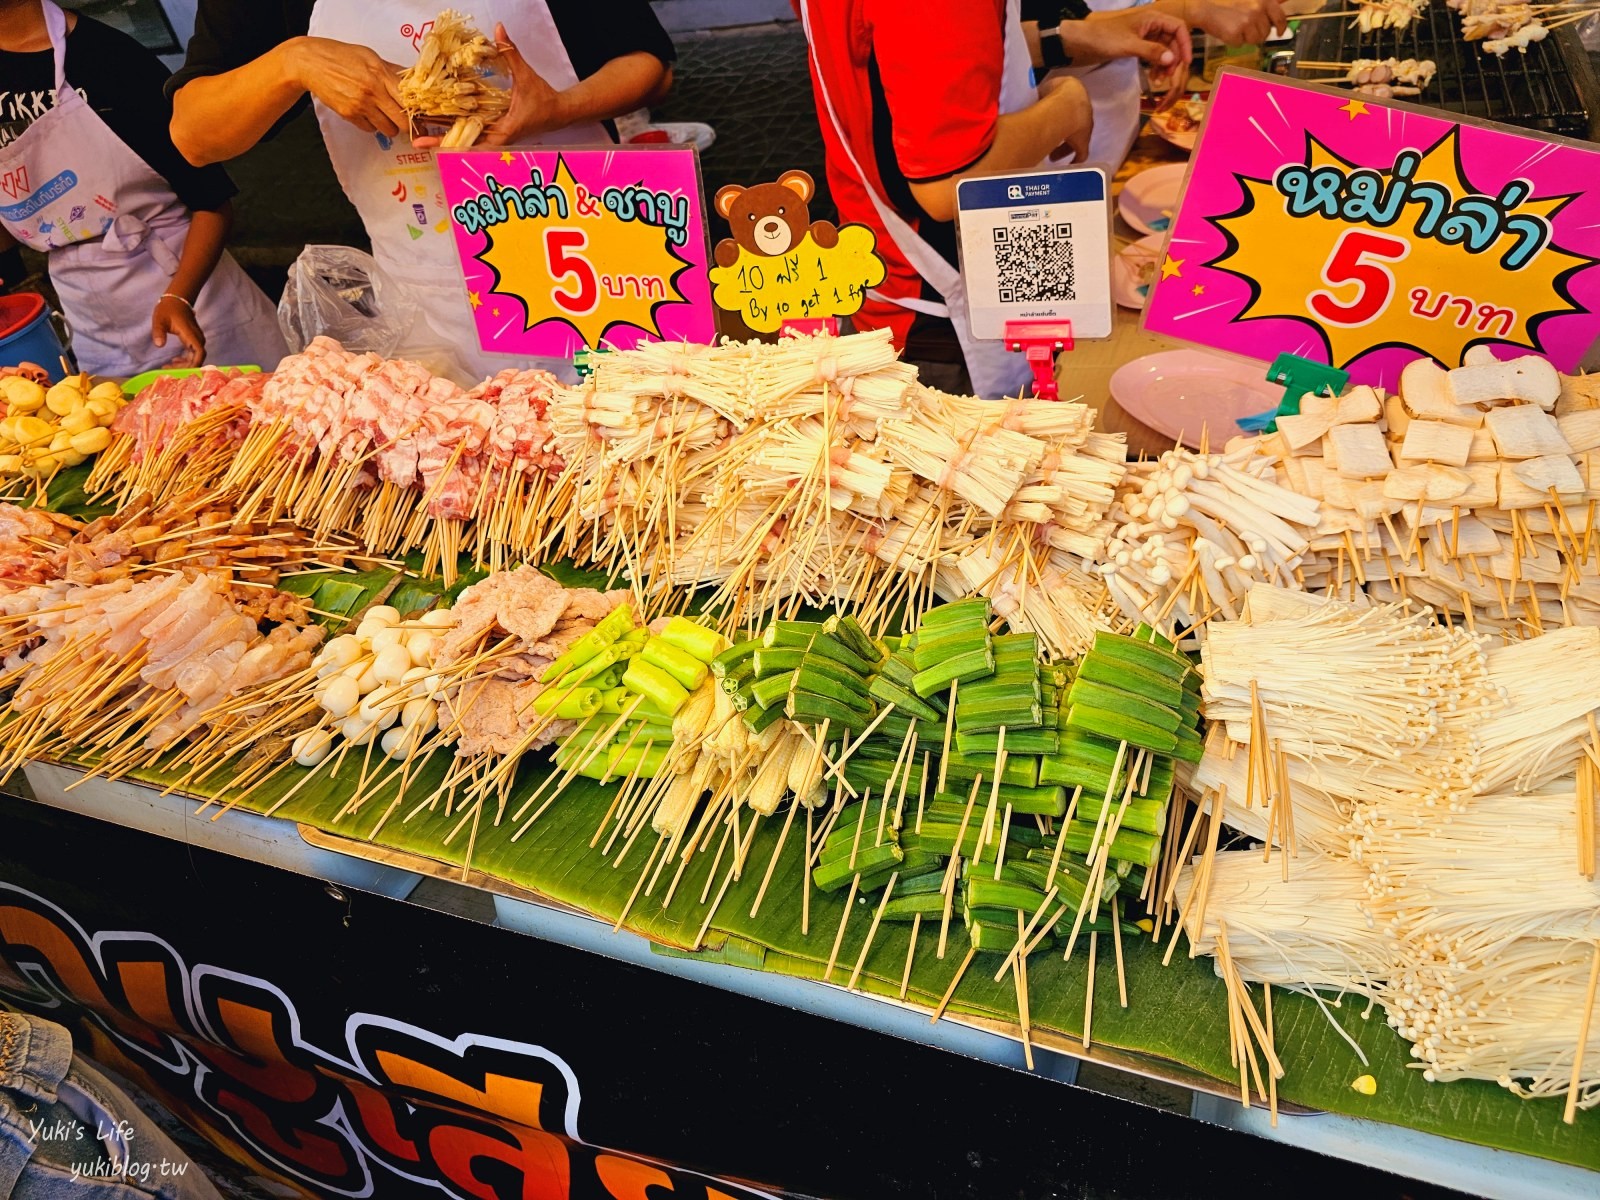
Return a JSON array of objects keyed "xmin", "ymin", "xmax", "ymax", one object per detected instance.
[
  {"xmin": 1142, "ymin": 69, "xmax": 1600, "ymax": 389},
  {"xmin": 438, "ymin": 147, "xmax": 716, "ymax": 358}
]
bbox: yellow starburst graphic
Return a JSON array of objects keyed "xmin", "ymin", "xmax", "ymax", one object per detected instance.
[
  {"xmin": 1210, "ymin": 130, "xmax": 1591, "ymax": 368},
  {"xmin": 476, "ymin": 159, "xmax": 689, "ymax": 347}
]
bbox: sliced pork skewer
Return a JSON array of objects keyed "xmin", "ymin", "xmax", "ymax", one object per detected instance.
[{"xmin": 1356, "ymin": 0, "xmax": 1427, "ymax": 31}]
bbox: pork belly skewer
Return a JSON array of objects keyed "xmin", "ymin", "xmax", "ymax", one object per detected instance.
[{"xmin": 1296, "ymin": 57, "xmax": 1437, "ymax": 95}]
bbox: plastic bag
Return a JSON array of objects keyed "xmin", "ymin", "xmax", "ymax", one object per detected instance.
[
  {"xmin": 277, "ymin": 245, "xmax": 478, "ymax": 384},
  {"xmin": 278, "ymin": 245, "xmax": 417, "ymax": 358}
]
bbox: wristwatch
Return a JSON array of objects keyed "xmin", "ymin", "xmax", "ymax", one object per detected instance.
[{"xmin": 1037, "ymin": 0, "xmax": 1094, "ymax": 69}]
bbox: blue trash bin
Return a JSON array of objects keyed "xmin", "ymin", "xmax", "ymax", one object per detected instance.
[{"xmin": 0, "ymin": 293, "xmax": 69, "ymax": 382}]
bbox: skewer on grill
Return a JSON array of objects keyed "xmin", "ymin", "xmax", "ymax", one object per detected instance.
[
  {"xmin": 1277, "ymin": 0, "xmax": 1429, "ymax": 26},
  {"xmin": 1294, "ymin": 57, "xmax": 1437, "ymax": 91},
  {"xmin": 1544, "ymin": 5, "xmax": 1600, "ymax": 26}
]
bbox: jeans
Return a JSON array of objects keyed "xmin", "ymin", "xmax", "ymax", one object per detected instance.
[{"xmin": 0, "ymin": 1012, "xmax": 223, "ymax": 1200}]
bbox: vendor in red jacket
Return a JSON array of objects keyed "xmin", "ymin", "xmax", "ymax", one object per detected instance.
[{"xmin": 795, "ymin": 0, "xmax": 1192, "ymax": 398}]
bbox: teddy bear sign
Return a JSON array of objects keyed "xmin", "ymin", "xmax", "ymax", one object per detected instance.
[{"xmin": 709, "ymin": 170, "xmax": 886, "ymax": 333}]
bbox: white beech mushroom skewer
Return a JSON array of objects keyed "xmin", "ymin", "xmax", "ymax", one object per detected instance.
[{"xmin": 1095, "ymin": 443, "xmax": 1322, "ymax": 633}]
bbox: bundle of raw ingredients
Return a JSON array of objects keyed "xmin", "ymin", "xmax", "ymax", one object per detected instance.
[
  {"xmin": 0, "ymin": 505, "xmax": 80, "ymax": 589},
  {"xmin": 105, "ymin": 330, "xmax": 1127, "ymax": 647},
  {"xmin": 0, "ymin": 569, "xmax": 324, "ymax": 786},
  {"xmin": 299, "ymin": 603, "xmax": 455, "ymax": 770},
  {"xmin": 216, "ymin": 338, "xmax": 562, "ymax": 581},
  {"xmin": 808, "ymin": 614, "xmax": 1202, "ymax": 947},
  {"xmin": 0, "ymin": 370, "xmax": 123, "ymax": 487},
  {"xmin": 88, "ymin": 368, "xmax": 266, "ymax": 506},
  {"xmin": 573, "ymin": 594, "xmax": 1203, "ymax": 1056},
  {"xmin": 0, "ymin": 488, "xmax": 366, "ymax": 601},
  {"xmin": 1092, "ymin": 438, "xmax": 1323, "ymax": 636},
  {"xmin": 207, "ymin": 565, "xmax": 667, "ymax": 849},
  {"xmin": 548, "ymin": 329, "xmax": 1127, "ymax": 656},
  {"xmin": 1250, "ymin": 351, "xmax": 1600, "ymax": 636},
  {"xmin": 1175, "ymin": 586, "xmax": 1600, "ymax": 1119},
  {"xmin": 398, "ymin": 10, "xmax": 509, "ymax": 149}
]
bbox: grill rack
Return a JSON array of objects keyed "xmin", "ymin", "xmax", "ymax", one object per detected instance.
[{"xmin": 1279, "ymin": 2, "xmax": 1600, "ymax": 140}]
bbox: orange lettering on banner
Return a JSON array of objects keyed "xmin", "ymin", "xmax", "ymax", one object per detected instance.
[
  {"xmin": 0, "ymin": 906, "xmax": 166, "ymax": 1055},
  {"xmin": 196, "ymin": 1001, "xmax": 320, "ymax": 1104},
  {"xmin": 595, "ymin": 1154, "xmax": 677, "ymax": 1198},
  {"xmin": 215, "ymin": 998, "xmax": 284, "ymax": 1058},
  {"xmin": 427, "ymin": 1124, "xmax": 571, "ymax": 1200},
  {"xmin": 0, "ymin": 907, "xmax": 114, "ymax": 1009},
  {"xmin": 375, "ymin": 1050, "xmax": 547, "ymax": 1130},
  {"xmin": 207, "ymin": 1081, "xmax": 354, "ymax": 1178},
  {"xmin": 116, "ymin": 960, "xmax": 184, "ymax": 1036},
  {"xmin": 343, "ymin": 1079, "xmax": 424, "ymax": 1165}
]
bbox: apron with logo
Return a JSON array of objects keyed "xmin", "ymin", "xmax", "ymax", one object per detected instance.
[
  {"xmin": 799, "ymin": 0, "xmax": 1037, "ymax": 399},
  {"xmin": 0, "ymin": 2, "xmax": 287, "ymax": 376},
  {"xmin": 307, "ymin": 0, "xmax": 611, "ymax": 383}
]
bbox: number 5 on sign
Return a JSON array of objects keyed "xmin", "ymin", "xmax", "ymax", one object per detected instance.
[
  {"xmin": 545, "ymin": 228, "xmax": 599, "ymax": 316},
  {"xmin": 1309, "ymin": 230, "xmax": 1410, "ymax": 327}
]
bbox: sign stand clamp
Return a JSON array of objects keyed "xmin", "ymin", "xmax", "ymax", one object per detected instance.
[
  {"xmin": 1004, "ymin": 320, "xmax": 1075, "ymax": 401},
  {"xmin": 1237, "ymin": 352, "xmax": 1350, "ymax": 433}
]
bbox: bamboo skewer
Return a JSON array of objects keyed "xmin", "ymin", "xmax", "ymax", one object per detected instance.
[
  {"xmin": 749, "ymin": 795, "xmax": 801, "ymax": 918},
  {"xmin": 938, "ymin": 778, "xmax": 983, "ymax": 959},
  {"xmin": 824, "ymin": 874, "xmax": 861, "ymax": 983},
  {"xmin": 847, "ymin": 872, "xmax": 899, "ymax": 991},
  {"xmin": 1111, "ymin": 894, "xmax": 1129, "ymax": 1008},
  {"xmin": 931, "ymin": 946, "xmax": 977, "ymax": 1024},
  {"xmin": 900, "ymin": 912, "xmax": 923, "ymax": 1000},
  {"xmin": 1265, "ymin": 983, "xmax": 1279, "ymax": 1127},
  {"xmin": 1565, "ymin": 943, "xmax": 1600, "ymax": 1124},
  {"xmin": 1015, "ymin": 909, "xmax": 1035, "ymax": 1069},
  {"xmin": 1082, "ymin": 931, "xmax": 1098, "ymax": 1051}
]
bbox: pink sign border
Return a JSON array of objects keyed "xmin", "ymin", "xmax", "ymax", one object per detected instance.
[
  {"xmin": 438, "ymin": 145, "xmax": 717, "ymax": 359},
  {"xmin": 1140, "ymin": 68, "xmax": 1600, "ymax": 390}
]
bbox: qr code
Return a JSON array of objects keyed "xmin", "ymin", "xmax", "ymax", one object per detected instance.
[{"xmin": 994, "ymin": 223, "xmax": 1075, "ymax": 303}]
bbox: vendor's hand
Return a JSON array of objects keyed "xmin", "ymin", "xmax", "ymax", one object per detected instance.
[
  {"xmin": 1038, "ymin": 75, "xmax": 1094, "ymax": 164},
  {"xmin": 1186, "ymin": 0, "xmax": 1288, "ymax": 46},
  {"xmin": 151, "ymin": 296, "xmax": 205, "ymax": 368},
  {"xmin": 1069, "ymin": 8, "xmax": 1194, "ymax": 69},
  {"xmin": 481, "ymin": 22, "xmax": 567, "ymax": 147},
  {"xmin": 289, "ymin": 37, "xmax": 406, "ymax": 138}
]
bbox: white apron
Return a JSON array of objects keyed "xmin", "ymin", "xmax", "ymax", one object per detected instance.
[
  {"xmin": 798, "ymin": 0, "xmax": 1037, "ymax": 399},
  {"xmin": 307, "ymin": 0, "xmax": 611, "ymax": 384},
  {"xmin": 1037, "ymin": 0, "xmax": 1147, "ymax": 174},
  {"xmin": 0, "ymin": 2, "xmax": 286, "ymax": 377}
]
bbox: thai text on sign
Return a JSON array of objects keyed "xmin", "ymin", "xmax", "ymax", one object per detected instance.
[
  {"xmin": 1142, "ymin": 69, "xmax": 1600, "ymax": 389},
  {"xmin": 439, "ymin": 147, "xmax": 716, "ymax": 357}
]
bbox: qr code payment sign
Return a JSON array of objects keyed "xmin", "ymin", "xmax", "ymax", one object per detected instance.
[
  {"xmin": 994, "ymin": 223, "xmax": 1076, "ymax": 304},
  {"xmin": 957, "ymin": 167, "xmax": 1112, "ymax": 340}
]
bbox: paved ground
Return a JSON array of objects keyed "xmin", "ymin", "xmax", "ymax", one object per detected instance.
[
  {"xmin": 654, "ymin": 28, "xmax": 833, "ymax": 220},
  {"xmin": 651, "ymin": 0, "xmax": 797, "ymax": 34}
]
